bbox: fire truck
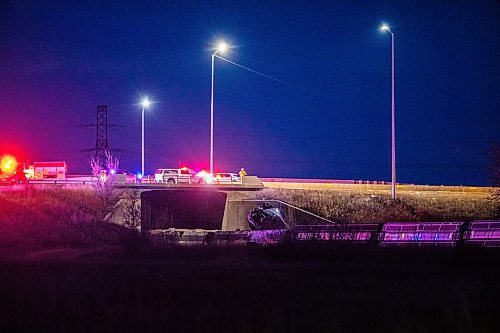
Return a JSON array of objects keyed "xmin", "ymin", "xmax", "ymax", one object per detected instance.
[
  {"xmin": 32, "ymin": 161, "xmax": 67, "ymax": 179},
  {"xmin": 1, "ymin": 155, "xmax": 68, "ymax": 184}
]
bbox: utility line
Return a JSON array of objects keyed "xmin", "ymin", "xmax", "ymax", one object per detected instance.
[{"xmin": 214, "ymin": 54, "xmax": 330, "ymax": 98}]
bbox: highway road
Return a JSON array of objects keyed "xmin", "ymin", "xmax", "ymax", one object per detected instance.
[{"xmin": 1, "ymin": 175, "xmax": 492, "ymax": 193}]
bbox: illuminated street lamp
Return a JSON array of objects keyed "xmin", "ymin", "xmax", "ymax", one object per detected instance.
[
  {"xmin": 381, "ymin": 24, "xmax": 396, "ymax": 200},
  {"xmin": 210, "ymin": 41, "xmax": 229, "ymax": 174},
  {"xmin": 141, "ymin": 98, "xmax": 151, "ymax": 178}
]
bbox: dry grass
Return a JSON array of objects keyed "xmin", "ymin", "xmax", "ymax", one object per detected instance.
[
  {"xmin": 0, "ymin": 187, "xmax": 138, "ymax": 256},
  {"xmin": 0, "ymin": 187, "xmax": 499, "ymax": 332},
  {"xmin": 1, "ymin": 246, "xmax": 499, "ymax": 332},
  {"xmin": 251, "ymin": 187, "xmax": 499, "ymax": 223},
  {"xmin": 0, "ymin": 186, "xmax": 498, "ymax": 257}
]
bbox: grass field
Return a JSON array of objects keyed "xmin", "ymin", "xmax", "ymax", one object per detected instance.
[
  {"xmin": 0, "ymin": 186, "xmax": 498, "ymax": 256},
  {"xmin": 0, "ymin": 187, "xmax": 139, "ymax": 257},
  {"xmin": 1, "ymin": 245, "xmax": 499, "ymax": 332},
  {"xmin": 0, "ymin": 187, "xmax": 499, "ymax": 332},
  {"xmin": 252, "ymin": 186, "xmax": 499, "ymax": 223}
]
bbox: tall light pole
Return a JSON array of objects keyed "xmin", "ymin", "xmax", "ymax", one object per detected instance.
[
  {"xmin": 141, "ymin": 98, "xmax": 151, "ymax": 177},
  {"xmin": 381, "ymin": 24, "xmax": 396, "ymax": 200},
  {"xmin": 210, "ymin": 41, "xmax": 228, "ymax": 175}
]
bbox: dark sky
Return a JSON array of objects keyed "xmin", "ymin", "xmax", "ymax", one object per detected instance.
[{"xmin": 0, "ymin": 0, "xmax": 498, "ymax": 185}]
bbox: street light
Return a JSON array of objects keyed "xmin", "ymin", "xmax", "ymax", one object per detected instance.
[
  {"xmin": 381, "ymin": 24, "xmax": 396, "ymax": 200},
  {"xmin": 141, "ymin": 98, "xmax": 151, "ymax": 178},
  {"xmin": 210, "ymin": 40, "xmax": 229, "ymax": 174}
]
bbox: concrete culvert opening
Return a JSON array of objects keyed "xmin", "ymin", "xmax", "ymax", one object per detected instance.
[
  {"xmin": 140, "ymin": 190, "xmax": 333, "ymax": 232},
  {"xmin": 141, "ymin": 190, "xmax": 227, "ymax": 231},
  {"xmin": 223, "ymin": 199, "xmax": 333, "ymax": 231}
]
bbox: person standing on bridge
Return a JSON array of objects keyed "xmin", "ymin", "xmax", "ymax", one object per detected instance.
[{"xmin": 239, "ymin": 168, "xmax": 247, "ymax": 178}]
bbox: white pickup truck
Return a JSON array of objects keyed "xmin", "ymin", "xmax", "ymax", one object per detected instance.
[{"xmin": 154, "ymin": 167, "xmax": 203, "ymax": 184}]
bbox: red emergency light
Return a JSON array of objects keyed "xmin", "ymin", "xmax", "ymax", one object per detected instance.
[{"xmin": 1, "ymin": 155, "xmax": 17, "ymax": 174}]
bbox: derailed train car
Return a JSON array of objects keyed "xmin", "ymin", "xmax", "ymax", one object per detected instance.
[
  {"xmin": 292, "ymin": 220, "xmax": 500, "ymax": 248},
  {"xmin": 145, "ymin": 220, "xmax": 500, "ymax": 247}
]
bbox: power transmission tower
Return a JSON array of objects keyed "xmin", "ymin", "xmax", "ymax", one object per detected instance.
[{"xmin": 94, "ymin": 105, "xmax": 109, "ymax": 168}]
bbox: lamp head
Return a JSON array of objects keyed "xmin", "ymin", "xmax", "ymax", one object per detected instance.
[
  {"xmin": 216, "ymin": 41, "xmax": 228, "ymax": 54},
  {"xmin": 141, "ymin": 98, "xmax": 151, "ymax": 108},
  {"xmin": 380, "ymin": 24, "xmax": 391, "ymax": 32}
]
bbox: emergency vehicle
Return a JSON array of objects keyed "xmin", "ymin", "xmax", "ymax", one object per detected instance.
[
  {"xmin": 33, "ymin": 161, "xmax": 67, "ymax": 179},
  {"xmin": 154, "ymin": 167, "xmax": 204, "ymax": 184}
]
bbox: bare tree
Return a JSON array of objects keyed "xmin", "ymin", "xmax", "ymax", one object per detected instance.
[
  {"xmin": 123, "ymin": 190, "xmax": 141, "ymax": 230},
  {"xmin": 90, "ymin": 153, "xmax": 120, "ymax": 220},
  {"xmin": 90, "ymin": 156, "xmax": 102, "ymax": 177},
  {"xmin": 105, "ymin": 150, "xmax": 119, "ymax": 172}
]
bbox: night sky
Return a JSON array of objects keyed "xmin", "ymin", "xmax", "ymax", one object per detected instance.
[{"xmin": 1, "ymin": 1, "xmax": 498, "ymax": 185}]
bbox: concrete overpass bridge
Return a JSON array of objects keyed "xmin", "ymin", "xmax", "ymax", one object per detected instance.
[{"xmin": 107, "ymin": 176, "xmax": 330, "ymax": 232}]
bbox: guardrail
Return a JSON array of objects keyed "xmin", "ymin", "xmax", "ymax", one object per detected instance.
[
  {"xmin": 240, "ymin": 199, "xmax": 334, "ymax": 226},
  {"xmin": 260, "ymin": 178, "xmax": 388, "ymax": 184},
  {"xmin": 261, "ymin": 179, "xmax": 492, "ymax": 192},
  {"xmin": 27, "ymin": 179, "xmax": 96, "ymax": 186}
]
